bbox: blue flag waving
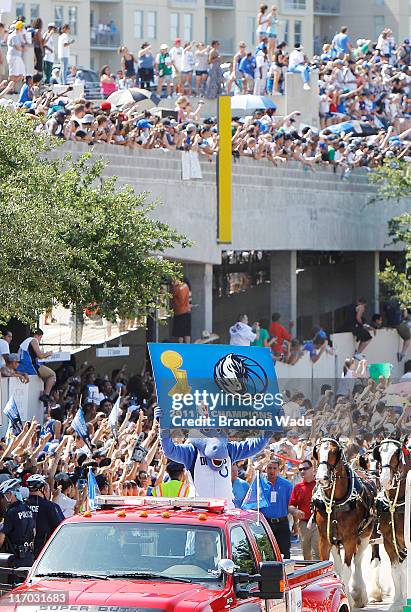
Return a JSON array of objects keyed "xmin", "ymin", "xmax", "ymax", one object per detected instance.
[
  {"xmin": 108, "ymin": 395, "xmax": 121, "ymax": 437},
  {"xmin": 241, "ymin": 471, "xmax": 268, "ymax": 517},
  {"xmin": 87, "ymin": 467, "xmax": 100, "ymax": 511},
  {"xmin": 71, "ymin": 408, "xmax": 92, "ymax": 448},
  {"xmin": 3, "ymin": 396, "xmax": 23, "ymax": 436}
]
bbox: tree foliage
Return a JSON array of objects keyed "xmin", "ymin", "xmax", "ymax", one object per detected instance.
[
  {"xmin": 371, "ymin": 161, "xmax": 411, "ymax": 306},
  {"xmin": 0, "ymin": 109, "xmax": 188, "ymax": 324}
]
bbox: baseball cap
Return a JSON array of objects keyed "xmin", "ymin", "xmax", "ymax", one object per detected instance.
[
  {"xmin": 137, "ymin": 119, "xmax": 153, "ymax": 129},
  {"xmin": 160, "ymin": 43, "xmax": 168, "ymax": 51},
  {"xmin": 287, "ymin": 430, "xmax": 299, "ymax": 438},
  {"xmin": 7, "ymin": 353, "xmax": 20, "ymax": 362},
  {"xmin": 100, "ymin": 100, "xmax": 111, "ymax": 111},
  {"xmin": 15, "ymin": 20, "xmax": 24, "ymax": 30},
  {"xmin": 48, "ymin": 22, "xmax": 56, "ymax": 29},
  {"xmin": 82, "ymin": 114, "xmax": 95, "ymax": 124},
  {"xmin": 404, "ymin": 38, "xmax": 410, "ymax": 44},
  {"xmin": 175, "ymin": 38, "xmax": 181, "ymax": 44}
]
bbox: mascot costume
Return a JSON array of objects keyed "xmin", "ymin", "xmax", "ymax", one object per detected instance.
[{"xmin": 155, "ymin": 407, "xmax": 269, "ymax": 506}]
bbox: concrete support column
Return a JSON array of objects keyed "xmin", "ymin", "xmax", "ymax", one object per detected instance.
[
  {"xmin": 355, "ymin": 251, "xmax": 380, "ymax": 315},
  {"xmin": 184, "ymin": 263, "xmax": 213, "ymax": 342},
  {"xmin": 269, "ymin": 251, "xmax": 297, "ymax": 329}
]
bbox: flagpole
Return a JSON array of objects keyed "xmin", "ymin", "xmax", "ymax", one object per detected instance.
[{"xmin": 256, "ymin": 469, "xmax": 260, "ymax": 526}]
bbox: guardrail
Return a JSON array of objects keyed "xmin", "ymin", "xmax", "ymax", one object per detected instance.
[{"xmin": 90, "ymin": 29, "xmax": 121, "ymax": 49}]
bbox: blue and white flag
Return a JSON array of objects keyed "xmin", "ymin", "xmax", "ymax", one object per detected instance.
[
  {"xmin": 108, "ymin": 395, "xmax": 121, "ymax": 437},
  {"xmin": 3, "ymin": 396, "xmax": 23, "ymax": 436},
  {"xmin": 241, "ymin": 471, "xmax": 268, "ymax": 520},
  {"xmin": 87, "ymin": 467, "xmax": 100, "ymax": 511},
  {"xmin": 71, "ymin": 408, "xmax": 92, "ymax": 448}
]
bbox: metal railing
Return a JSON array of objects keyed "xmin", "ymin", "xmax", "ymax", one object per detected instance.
[
  {"xmin": 283, "ymin": 0, "xmax": 307, "ymax": 10},
  {"xmin": 205, "ymin": 0, "xmax": 234, "ymax": 8},
  {"xmin": 168, "ymin": 0, "xmax": 197, "ymax": 6},
  {"xmin": 90, "ymin": 29, "xmax": 121, "ymax": 49},
  {"xmin": 314, "ymin": 0, "xmax": 340, "ymax": 14}
]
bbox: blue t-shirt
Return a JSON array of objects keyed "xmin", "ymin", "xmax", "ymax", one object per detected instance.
[
  {"xmin": 303, "ymin": 340, "xmax": 317, "ymax": 359},
  {"xmin": 18, "ymin": 83, "xmax": 32, "ymax": 104},
  {"xmin": 239, "ymin": 57, "xmax": 254, "ymax": 78},
  {"xmin": 232, "ymin": 477, "xmax": 250, "ymax": 508},
  {"xmin": 333, "ymin": 32, "xmax": 350, "ymax": 54},
  {"xmin": 260, "ymin": 476, "xmax": 293, "ymax": 519}
]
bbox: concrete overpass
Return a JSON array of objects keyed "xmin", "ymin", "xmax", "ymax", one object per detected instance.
[{"xmin": 58, "ymin": 142, "xmax": 410, "ymax": 340}]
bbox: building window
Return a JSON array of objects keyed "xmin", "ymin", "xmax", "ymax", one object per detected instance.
[
  {"xmin": 283, "ymin": 19, "xmax": 289, "ymax": 45},
  {"xmin": 54, "ymin": 6, "xmax": 64, "ymax": 28},
  {"xmin": 247, "ymin": 15, "xmax": 256, "ymax": 46},
  {"xmin": 170, "ymin": 12, "xmax": 179, "ymax": 40},
  {"xmin": 283, "ymin": 0, "xmax": 306, "ymax": 9},
  {"xmin": 147, "ymin": 11, "xmax": 157, "ymax": 39},
  {"xmin": 375, "ymin": 0, "xmax": 384, "ymax": 5},
  {"xmin": 374, "ymin": 15, "xmax": 385, "ymax": 38},
  {"xmin": 183, "ymin": 13, "xmax": 192, "ymax": 41},
  {"xmin": 30, "ymin": 4, "xmax": 39, "ymax": 21},
  {"xmin": 68, "ymin": 6, "xmax": 77, "ymax": 36},
  {"xmin": 15, "ymin": 2, "xmax": 25, "ymax": 18},
  {"xmin": 134, "ymin": 10, "xmax": 143, "ymax": 38},
  {"xmin": 294, "ymin": 19, "xmax": 302, "ymax": 46}
]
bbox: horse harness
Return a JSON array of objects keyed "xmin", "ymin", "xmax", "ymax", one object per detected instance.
[
  {"xmin": 313, "ymin": 439, "xmax": 376, "ymax": 547},
  {"xmin": 374, "ymin": 439, "xmax": 408, "ymax": 563}
]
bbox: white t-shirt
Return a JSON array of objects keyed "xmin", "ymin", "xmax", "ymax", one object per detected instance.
[
  {"xmin": 55, "ymin": 492, "xmax": 76, "ymax": 518},
  {"xmin": 169, "ymin": 46, "xmax": 183, "ymax": 71},
  {"xmin": 58, "ymin": 32, "xmax": 70, "ymax": 59},
  {"xmin": 43, "ymin": 31, "xmax": 55, "ymax": 62},
  {"xmin": 181, "ymin": 50, "xmax": 194, "ymax": 72},
  {"xmin": 288, "ymin": 49, "xmax": 304, "ymax": 69},
  {"xmin": 0, "ymin": 339, "xmax": 10, "ymax": 367},
  {"xmin": 229, "ymin": 322, "xmax": 256, "ymax": 346}
]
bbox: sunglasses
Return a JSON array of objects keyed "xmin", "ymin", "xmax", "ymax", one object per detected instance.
[{"xmin": 299, "ymin": 466, "xmax": 310, "ymax": 472}]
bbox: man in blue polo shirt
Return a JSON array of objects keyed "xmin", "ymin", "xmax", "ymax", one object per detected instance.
[
  {"xmin": 231, "ymin": 463, "xmax": 249, "ymax": 508},
  {"xmin": 260, "ymin": 459, "xmax": 293, "ymax": 558}
]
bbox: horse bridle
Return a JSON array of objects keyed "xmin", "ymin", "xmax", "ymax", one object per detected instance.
[
  {"xmin": 314, "ymin": 437, "xmax": 345, "ymax": 487},
  {"xmin": 373, "ymin": 439, "xmax": 409, "ymax": 485}
]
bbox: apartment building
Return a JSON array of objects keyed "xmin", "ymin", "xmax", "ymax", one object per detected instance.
[
  {"xmin": 1, "ymin": 0, "xmax": 315, "ymax": 72},
  {"xmin": 1, "ymin": 0, "xmax": 409, "ymax": 73}
]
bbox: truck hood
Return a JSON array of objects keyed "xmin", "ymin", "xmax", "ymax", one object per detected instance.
[{"xmin": 21, "ymin": 579, "xmax": 222, "ymax": 610}]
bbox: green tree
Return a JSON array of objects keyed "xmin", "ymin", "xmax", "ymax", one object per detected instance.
[
  {"xmin": 371, "ymin": 161, "xmax": 411, "ymax": 306},
  {"xmin": 0, "ymin": 109, "xmax": 188, "ymax": 324}
]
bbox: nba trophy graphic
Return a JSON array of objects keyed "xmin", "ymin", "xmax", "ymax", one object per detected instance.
[{"xmin": 160, "ymin": 350, "xmax": 192, "ymax": 397}]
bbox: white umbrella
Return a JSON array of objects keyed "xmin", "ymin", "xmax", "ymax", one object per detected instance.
[{"xmin": 230, "ymin": 94, "xmax": 277, "ymax": 112}]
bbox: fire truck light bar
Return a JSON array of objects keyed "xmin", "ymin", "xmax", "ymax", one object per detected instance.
[{"xmin": 94, "ymin": 496, "xmax": 227, "ymax": 512}]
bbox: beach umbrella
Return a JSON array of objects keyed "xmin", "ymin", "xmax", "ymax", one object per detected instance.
[{"xmin": 107, "ymin": 88, "xmax": 160, "ymax": 110}]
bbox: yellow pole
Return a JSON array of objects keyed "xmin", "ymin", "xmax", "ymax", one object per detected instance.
[{"xmin": 217, "ymin": 95, "xmax": 232, "ymax": 243}]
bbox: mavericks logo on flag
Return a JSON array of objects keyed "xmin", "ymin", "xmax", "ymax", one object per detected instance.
[{"xmin": 148, "ymin": 343, "xmax": 283, "ymax": 433}]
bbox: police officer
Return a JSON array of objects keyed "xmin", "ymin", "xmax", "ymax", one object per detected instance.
[
  {"xmin": 0, "ymin": 478, "xmax": 35, "ymax": 567},
  {"xmin": 26, "ymin": 474, "xmax": 64, "ymax": 557}
]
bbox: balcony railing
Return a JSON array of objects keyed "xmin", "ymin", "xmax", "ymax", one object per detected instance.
[
  {"xmin": 205, "ymin": 0, "xmax": 234, "ymax": 8},
  {"xmin": 168, "ymin": 0, "xmax": 197, "ymax": 6},
  {"xmin": 90, "ymin": 28, "xmax": 121, "ymax": 49},
  {"xmin": 314, "ymin": 0, "xmax": 340, "ymax": 14},
  {"xmin": 282, "ymin": 0, "xmax": 307, "ymax": 11}
]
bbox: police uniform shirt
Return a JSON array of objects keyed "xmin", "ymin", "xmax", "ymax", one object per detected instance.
[
  {"xmin": 2, "ymin": 501, "xmax": 35, "ymax": 560},
  {"xmin": 260, "ymin": 476, "xmax": 293, "ymax": 519},
  {"xmin": 27, "ymin": 495, "xmax": 63, "ymax": 555}
]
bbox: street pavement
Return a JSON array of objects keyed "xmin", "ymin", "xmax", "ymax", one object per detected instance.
[{"xmin": 291, "ymin": 538, "xmax": 401, "ymax": 611}]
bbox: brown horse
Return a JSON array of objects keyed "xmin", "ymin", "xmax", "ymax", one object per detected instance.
[
  {"xmin": 313, "ymin": 438, "xmax": 377, "ymax": 609},
  {"xmin": 373, "ymin": 437, "xmax": 411, "ymax": 611}
]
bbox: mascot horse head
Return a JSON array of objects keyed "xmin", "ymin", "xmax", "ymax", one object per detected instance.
[{"xmin": 190, "ymin": 435, "xmax": 230, "ymax": 472}]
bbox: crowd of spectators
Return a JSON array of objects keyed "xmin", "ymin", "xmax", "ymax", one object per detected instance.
[
  {"xmin": 0, "ymin": 13, "xmax": 410, "ymax": 172},
  {"xmin": 0, "ymin": 333, "xmax": 409, "ymax": 563},
  {"xmin": 228, "ymin": 298, "xmax": 411, "ymax": 366}
]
